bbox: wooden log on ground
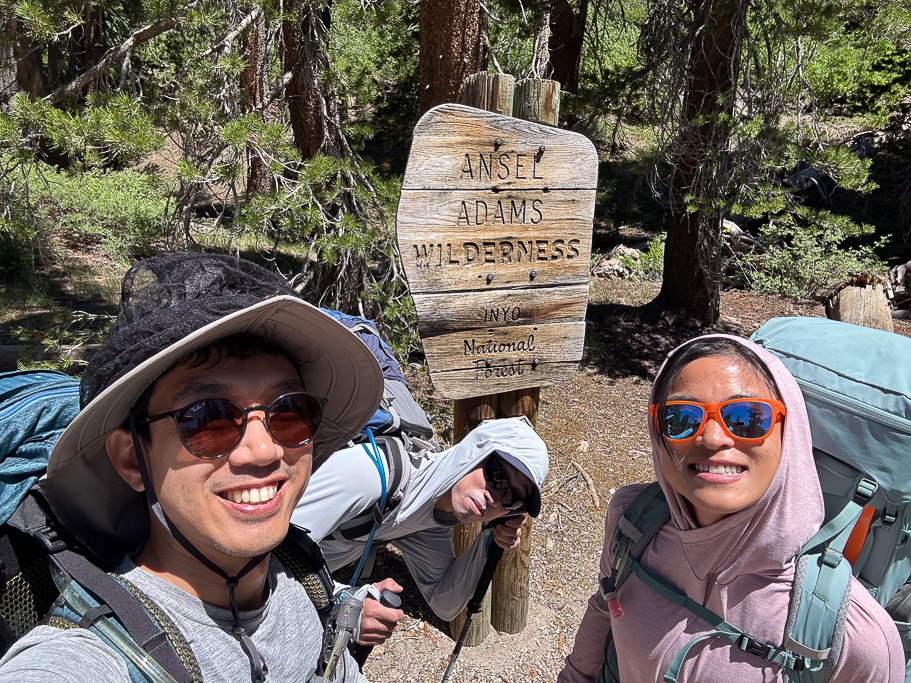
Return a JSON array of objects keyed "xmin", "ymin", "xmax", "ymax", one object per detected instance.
[{"xmin": 825, "ymin": 284, "xmax": 893, "ymax": 332}]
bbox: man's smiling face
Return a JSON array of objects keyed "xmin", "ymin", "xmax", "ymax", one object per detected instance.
[{"xmin": 135, "ymin": 351, "xmax": 313, "ymax": 564}]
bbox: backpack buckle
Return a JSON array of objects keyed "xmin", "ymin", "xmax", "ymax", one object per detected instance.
[
  {"xmin": 738, "ymin": 635, "xmax": 774, "ymax": 660},
  {"xmin": 852, "ymin": 478, "xmax": 878, "ymax": 505},
  {"xmin": 33, "ymin": 523, "xmax": 70, "ymax": 553}
]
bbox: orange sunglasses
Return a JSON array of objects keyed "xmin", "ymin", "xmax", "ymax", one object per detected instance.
[{"xmin": 649, "ymin": 399, "xmax": 787, "ymax": 442}]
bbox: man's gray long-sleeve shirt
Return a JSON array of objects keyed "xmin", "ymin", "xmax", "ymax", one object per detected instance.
[
  {"xmin": 0, "ymin": 556, "xmax": 365, "ymax": 683},
  {"xmin": 293, "ymin": 419, "xmax": 549, "ymax": 621}
]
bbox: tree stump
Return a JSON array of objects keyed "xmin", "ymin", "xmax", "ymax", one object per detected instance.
[{"xmin": 826, "ymin": 283, "xmax": 893, "ymax": 332}]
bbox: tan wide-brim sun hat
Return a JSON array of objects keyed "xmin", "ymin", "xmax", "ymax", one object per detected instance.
[{"xmin": 43, "ymin": 295, "xmax": 383, "ymax": 566}]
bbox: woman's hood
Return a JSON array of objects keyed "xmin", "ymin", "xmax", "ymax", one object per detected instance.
[{"xmin": 648, "ymin": 334, "xmax": 823, "ymax": 581}]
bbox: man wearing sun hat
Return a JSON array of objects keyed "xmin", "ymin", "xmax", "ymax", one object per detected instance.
[{"xmin": 0, "ymin": 253, "xmax": 379, "ymax": 682}]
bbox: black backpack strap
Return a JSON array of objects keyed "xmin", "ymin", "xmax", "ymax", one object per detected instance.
[
  {"xmin": 7, "ymin": 492, "xmax": 196, "ymax": 683},
  {"xmin": 50, "ymin": 550, "xmax": 197, "ymax": 683},
  {"xmin": 332, "ymin": 436, "xmax": 409, "ymax": 543},
  {"xmin": 275, "ymin": 525, "xmax": 334, "ymax": 619}
]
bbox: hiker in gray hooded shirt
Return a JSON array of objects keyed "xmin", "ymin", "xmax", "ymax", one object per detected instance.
[
  {"xmin": 0, "ymin": 254, "xmax": 379, "ymax": 682},
  {"xmin": 292, "ymin": 417, "xmax": 549, "ymax": 647}
]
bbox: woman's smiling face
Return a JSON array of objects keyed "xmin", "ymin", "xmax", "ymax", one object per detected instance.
[{"xmin": 658, "ymin": 353, "xmax": 784, "ymax": 527}]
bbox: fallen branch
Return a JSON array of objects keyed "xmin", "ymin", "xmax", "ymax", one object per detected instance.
[{"xmin": 570, "ymin": 460, "xmax": 601, "ymax": 508}]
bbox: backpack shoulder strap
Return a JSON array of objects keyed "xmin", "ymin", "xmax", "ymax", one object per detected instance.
[
  {"xmin": 596, "ymin": 482, "xmax": 669, "ymax": 616},
  {"xmin": 275, "ymin": 525, "xmax": 334, "ymax": 622},
  {"xmin": 780, "ymin": 482, "xmax": 872, "ymax": 682},
  {"xmin": 50, "ymin": 549, "xmax": 199, "ymax": 683},
  {"xmin": 332, "ymin": 436, "xmax": 411, "ymax": 543},
  {"xmin": 6, "ymin": 492, "xmax": 198, "ymax": 683}
]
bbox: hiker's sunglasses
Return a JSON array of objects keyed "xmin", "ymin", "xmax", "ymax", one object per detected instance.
[
  {"xmin": 649, "ymin": 399, "xmax": 787, "ymax": 443},
  {"xmin": 138, "ymin": 392, "xmax": 325, "ymax": 459},
  {"xmin": 484, "ymin": 454, "xmax": 526, "ymax": 512}
]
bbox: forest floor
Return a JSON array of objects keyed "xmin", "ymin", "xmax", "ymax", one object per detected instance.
[{"xmin": 359, "ymin": 280, "xmax": 911, "ymax": 683}]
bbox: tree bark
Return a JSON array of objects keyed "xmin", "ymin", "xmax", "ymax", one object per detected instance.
[
  {"xmin": 652, "ymin": 0, "xmax": 745, "ymax": 325},
  {"xmin": 419, "ymin": 0, "xmax": 483, "ymax": 113},
  {"xmin": 549, "ymin": 0, "xmax": 588, "ymax": 92},
  {"xmin": 9, "ymin": 18, "xmax": 47, "ymax": 98},
  {"xmin": 82, "ymin": 5, "xmax": 106, "ymax": 95},
  {"xmin": 240, "ymin": 9, "xmax": 268, "ymax": 199}
]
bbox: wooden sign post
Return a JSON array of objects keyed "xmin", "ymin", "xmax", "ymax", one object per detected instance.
[
  {"xmin": 397, "ymin": 103, "xmax": 596, "ymax": 395},
  {"xmin": 396, "ymin": 99, "xmax": 597, "ymax": 646}
]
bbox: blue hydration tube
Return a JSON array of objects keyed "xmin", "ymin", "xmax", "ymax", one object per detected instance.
[{"xmin": 349, "ymin": 428, "xmax": 386, "ymax": 586}]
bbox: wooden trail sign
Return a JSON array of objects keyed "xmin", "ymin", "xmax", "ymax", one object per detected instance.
[{"xmin": 396, "ymin": 103, "xmax": 597, "ymax": 399}]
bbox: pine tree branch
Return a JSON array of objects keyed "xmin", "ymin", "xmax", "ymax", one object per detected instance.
[
  {"xmin": 196, "ymin": 6, "xmax": 264, "ymax": 63},
  {"xmin": 45, "ymin": 2, "xmax": 201, "ymax": 104}
]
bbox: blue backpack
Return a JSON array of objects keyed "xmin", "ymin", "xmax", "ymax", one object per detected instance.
[
  {"xmin": 752, "ymin": 317, "xmax": 911, "ymax": 680},
  {"xmin": 597, "ymin": 317, "xmax": 911, "ymax": 682}
]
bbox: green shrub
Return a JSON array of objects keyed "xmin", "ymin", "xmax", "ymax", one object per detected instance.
[
  {"xmin": 620, "ymin": 235, "xmax": 665, "ymax": 281},
  {"xmin": 2, "ymin": 160, "xmax": 171, "ymax": 263},
  {"xmin": 745, "ymin": 208, "xmax": 885, "ymax": 298}
]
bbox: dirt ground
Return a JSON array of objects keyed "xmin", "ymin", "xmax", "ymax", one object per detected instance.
[{"xmin": 359, "ymin": 281, "xmax": 911, "ymax": 683}]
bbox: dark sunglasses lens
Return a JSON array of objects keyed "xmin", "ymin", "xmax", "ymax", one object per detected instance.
[
  {"xmin": 178, "ymin": 399, "xmax": 244, "ymax": 458},
  {"xmin": 485, "ymin": 457, "xmax": 510, "ymax": 490},
  {"xmin": 719, "ymin": 401, "xmax": 774, "ymax": 439},
  {"xmin": 664, "ymin": 404, "xmax": 704, "ymax": 440},
  {"xmin": 268, "ymin": 394, "xmax": 322, "ymax": 448}
]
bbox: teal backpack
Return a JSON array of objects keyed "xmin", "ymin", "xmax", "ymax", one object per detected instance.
[{"xmin": 596, "ymin": 317, "xmax": 911, "ymax": 682}]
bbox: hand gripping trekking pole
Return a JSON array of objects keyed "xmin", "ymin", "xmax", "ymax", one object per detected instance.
[{"xmin": 440, "ymin": 518, "xmax": 515, "ymax": 683}]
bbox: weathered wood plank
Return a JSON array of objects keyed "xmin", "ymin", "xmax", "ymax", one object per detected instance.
[
  {"xmin": 401, "ymin": 104, "xmax": 597, "ymax": 191},
  {"xmin": 422, "ymin": 320, "xmax": 584, "ymax": 371},
  {"xmin": 412, "ymin": 285, "xmax": 588, "ymax": 336},
  {"xmin": 397, "ymin": 189, "xmax": 596, "ymax": 233},
  {"xmin": 460, "ymin": 72, "xmax": 515, "ymax": 116},
  {"xmin": 428, "ymin": 360, "xmax": 579, "ymax": 399},
  {"xmin": 401, "ymin": 249, "xmax": 591, "ymax": 293}
]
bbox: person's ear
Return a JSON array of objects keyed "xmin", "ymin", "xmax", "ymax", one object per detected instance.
[{"xmin": 105, "ymin": 427, "xmax": 145, "ymax": 492}]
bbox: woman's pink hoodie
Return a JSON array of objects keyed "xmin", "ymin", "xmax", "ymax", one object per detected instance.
[{"xmin": 558, "ymin": 335, "xmax": 904, "ymax": 682}]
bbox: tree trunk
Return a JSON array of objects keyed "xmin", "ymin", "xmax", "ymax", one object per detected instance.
[
  {"xmin": 419, "ymin": 0, "xmax": 483, "ymax": 113},
  {"xmin": 652, "ymin": 0, "xmax": 745, "ymax": 325},
  {"xmin": 532, "ymin": 11, "xmax": 551, "ymax": 80},
  {"xmin": 241, "ymin": 9, "xmax": 268, "ymax": 199},
  {"xmin": 548, "ymin": 0, "xmax": 588, "ymax": 92},
  {"xmin": 83, "ymin": 5, "xmax": 105, "ymax": 94},
  {"xmin": 9, "ymin": 18, "xmax": 47, "ymax": 98}
]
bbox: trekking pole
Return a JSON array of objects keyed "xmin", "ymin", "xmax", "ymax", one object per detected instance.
[{"xmin": 440, "ymin": 518, "xmax": 514, "ymax": 683}]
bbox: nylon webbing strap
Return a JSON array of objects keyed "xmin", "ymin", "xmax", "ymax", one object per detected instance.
[
  {"xmin": 630, "ymin": 558, "xmax": 803, "ymax": 682},
  {"xmin": 52, "ymin": 550, "xmax": 194, "ymax": 683}
]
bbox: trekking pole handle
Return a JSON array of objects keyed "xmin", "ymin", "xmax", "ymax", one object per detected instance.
[{"xmin": 376, "ymin": 588, "xmax": 402, "ymax": 609}]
